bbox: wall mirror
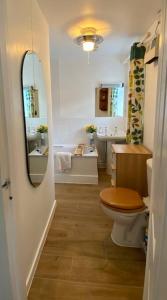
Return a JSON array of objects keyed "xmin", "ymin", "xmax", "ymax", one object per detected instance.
[
  {"xmin": 95, "ymin": 83, "xmax": 124, "ymax": 117},
  {"xmin": 21, "ymin": 51, "xmax": 49, "ymax": 187}
]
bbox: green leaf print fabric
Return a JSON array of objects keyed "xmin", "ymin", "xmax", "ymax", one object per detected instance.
[{"xmin": 126, "ymin": 43, "xmax": 146, "ymax": 144}]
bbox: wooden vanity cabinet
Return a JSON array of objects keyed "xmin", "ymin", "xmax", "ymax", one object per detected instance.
[{"xmin": 111, "ymin": 144, "xmax": 152, "ymax": 197}]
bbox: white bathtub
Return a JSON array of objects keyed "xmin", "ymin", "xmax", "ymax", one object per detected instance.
[{"xmin": 53, "ymin": 144, "xmax": 98, "ymax": 184}]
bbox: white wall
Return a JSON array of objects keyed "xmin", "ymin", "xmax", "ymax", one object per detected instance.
[
  {"xmin": 1, "ymin": 0, "xmax": 55, "ymax": 297},
  {"xmin": 50, "ymin": 30, "xmax": 126, "ymax": 145},
  {"xmin": 0, "ymin": 50, "xmax": 13, "ymax": 299},
  {"xmin": 0, "ymin": 191, "xmax": 13, "ymax": 300},
  {"xmin": 143, "ymin": 21, "xmax": 160, "ymax": 152}
]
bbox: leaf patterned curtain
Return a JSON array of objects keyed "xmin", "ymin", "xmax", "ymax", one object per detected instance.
[
  {"xmin": 23, "ymin": 86, "xmax": 39, "ymax": 118},
  {"xmin": 126, "ymin": 43, "xmax": 146, "ymax": 144}
]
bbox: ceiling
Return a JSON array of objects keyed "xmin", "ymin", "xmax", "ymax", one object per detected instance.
[{"xmin": 38, "ymin": 0, "xmax": 161, "ymax": 59}]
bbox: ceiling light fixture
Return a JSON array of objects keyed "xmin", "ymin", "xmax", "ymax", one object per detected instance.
[
  {"xmin": 82, "ymin": 40, "xmax": 95, "ymax": 52},
  {"xmin": 75, "ymin": 27, "xmax": 103, "ymax": 53}
]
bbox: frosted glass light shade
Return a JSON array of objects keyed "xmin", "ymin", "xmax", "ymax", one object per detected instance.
[{"xmin": 82, "ymin": 41, "xmax": 95, "ymax": 52}]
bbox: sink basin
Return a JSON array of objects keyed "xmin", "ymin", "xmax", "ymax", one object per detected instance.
[
  {"xmin": 96, "ymin": 133, "xmax": 126, "ymax": 141},
  {"xmin": 83, "ymin": 146, "xmax": 98, "ymax": 157}
]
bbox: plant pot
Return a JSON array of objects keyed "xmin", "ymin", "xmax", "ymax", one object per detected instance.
[
  {"xmin": 40, "ymin": 132, "xmax": 48, "ymax": 146},
  {"xmin": 87, "ymin": 132, "xmax": 94, "ymax": 145}
]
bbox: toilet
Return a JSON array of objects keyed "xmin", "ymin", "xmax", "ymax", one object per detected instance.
[{"xmin": 100, "ymin": 158, "xmax": 152, "ymax": 248}]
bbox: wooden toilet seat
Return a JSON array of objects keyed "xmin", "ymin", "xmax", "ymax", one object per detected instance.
[{"xmin": 100, "ymin": 187, "xmax": 145, "ymax": 212}]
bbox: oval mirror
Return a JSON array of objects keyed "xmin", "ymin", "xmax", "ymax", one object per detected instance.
[{"xmin": 21, "ymin": 51, "xmax": 49, "ymax": 187}]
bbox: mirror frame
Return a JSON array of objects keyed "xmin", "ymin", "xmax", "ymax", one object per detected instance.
[
  {"xmin": 21, "ymin": 50, "xmax": 34, "ymax": 186},
  {"xmin": 95, "ymin": 83, "xmax": 125, "ymax": 118},
  {"xmin": 21, "ymin": 50, "xmax": 49, "ymax": 187}
]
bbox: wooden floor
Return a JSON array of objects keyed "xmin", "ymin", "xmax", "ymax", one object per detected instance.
[{"xmin": 28, "ymin": 170, "xmax": 146, "ymax": 300}]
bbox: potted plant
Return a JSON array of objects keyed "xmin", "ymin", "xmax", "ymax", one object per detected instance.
[
  {"xmin": 37, "ymin": 125, "xmax": 48, "ymax": 146},
  {"xmin": 84, "ymin": 124, "xmax": 97, "ymax": 145}
]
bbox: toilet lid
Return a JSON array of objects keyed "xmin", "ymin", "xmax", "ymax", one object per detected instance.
[{"xmin": 100, "ymin": 187, "xmax": 145, "ymax": 210}]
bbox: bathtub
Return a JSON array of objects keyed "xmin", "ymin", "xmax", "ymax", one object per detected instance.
[{"xmin": 53, "ymin": 144, "xmax": 98, "ymax": 184}]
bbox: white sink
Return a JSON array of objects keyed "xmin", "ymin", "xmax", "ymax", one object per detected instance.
[
  {"xmin": 83, "ymin": 146, "xmax": 98, "ymax": 157},
  {"xmin": 96, "ymin": 133, "xmax": 126, "ymax": 141}
]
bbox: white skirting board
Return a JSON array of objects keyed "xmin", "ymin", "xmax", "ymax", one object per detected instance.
[
  {"xmin": 26, "ymin": 200, "xmax": 56, "ymax": 295},
  {"xmin": 54, "ymin": 174, "xmax": 98, "ymax": 184}
]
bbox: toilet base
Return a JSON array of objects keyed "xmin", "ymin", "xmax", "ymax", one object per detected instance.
[
  {"xmin": 111, "ymin": 230, "xmax": 143, "ymax": 248},
  {"xmin": 111, "ymin": 215, "xmax": 146, "ymax": 248}
]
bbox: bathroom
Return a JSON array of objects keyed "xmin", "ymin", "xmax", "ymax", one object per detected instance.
[{"xmin": 0, "ymin": 0, "xmax": 166, "ymax": 300}]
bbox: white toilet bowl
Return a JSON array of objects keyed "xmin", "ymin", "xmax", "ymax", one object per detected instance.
[
  {"xmin": 100, "ymin": 187, "xmax": 148, "ymax": 248},
  {"xmin": 100, "ymin": 158, "xmax": 152, "ymax": 248},
  {"xmin": 101, "ymin": 202, "xmax": 147, "ymax": 247}
]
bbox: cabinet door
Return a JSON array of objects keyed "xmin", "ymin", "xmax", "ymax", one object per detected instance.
[
  {"xmin": 96, "ymin": 140, "xmax": 106, "ymax": 167},
  {"xmin": 116, "ymin": 153, "xmax": 149, "ymax": 196}
]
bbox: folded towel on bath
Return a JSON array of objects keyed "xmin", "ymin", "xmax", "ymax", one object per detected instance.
[{"xmin": 55, "ymin": 152, "xmax": 72, "ymax": 171}]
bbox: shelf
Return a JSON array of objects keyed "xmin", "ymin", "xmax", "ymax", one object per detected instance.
[{"xmin": 111, "ymin": 144, "xmax": 152, "ymax": 155}]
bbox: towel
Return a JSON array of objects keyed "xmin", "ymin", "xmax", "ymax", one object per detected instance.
[{"xmin": 55, "ymin": 152, "xmax": 72, "ymax": 172}]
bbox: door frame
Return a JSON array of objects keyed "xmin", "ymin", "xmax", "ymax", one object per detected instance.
[
  {"xmin": 0, "ymin": 50, "xmax": 20, "ymax": 300},
  {"xmin": 0, "ymin": 0, "xmax": 26, "ymax": 299},
  {"xmin": 143, "ymin": 0, "xmax": 167, "ymax": 299},
  {"xmin": 0, "ymin": 55, "xmax": 14, "ymax": 300}
]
